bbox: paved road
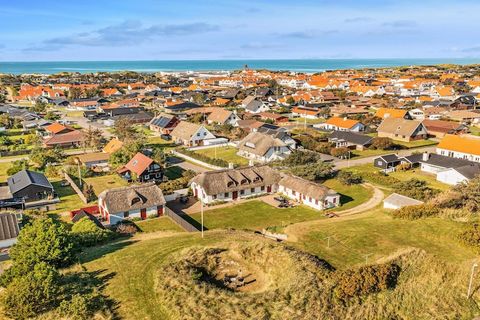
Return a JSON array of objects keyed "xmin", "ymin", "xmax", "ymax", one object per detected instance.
[
  {"xmin": 334, "ymin": 146, "xmax": 437, "ymax": 169},
  {"xmin": 63, "ymin": 115, "xmax": 113, "ymax": 138},
  {"xmin": 167, "ymin": 156, "xmax": 210, "ymax": 173}
]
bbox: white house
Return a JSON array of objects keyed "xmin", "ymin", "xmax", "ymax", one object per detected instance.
[
  {"xmin": 436, "ymin": 134, "xmax": 480, "ymax": 163},
  {"xmin": 237, "ymin": 131, "xmax": 292, "ymax": 163},
  {"xmin": 244, "ymin": 99, "xmax": 270, "ymax": 114},
  {"xmin": 190, "ymin": 165, "xmax": 281, "ymax": 204},
  {"xmin": 278, "ymin": 175, "xmax": 340, "ymax": 210},
  {"xmin": 408, "ymin": 108, "xmax": 425, "ymax": 120},
  {"xmin": 98, "ymin": 183, "xmax": 166, "ymax": 225},
  {"xmin": 170, "ymin": 121, "xmax": 216, "ymax": 147},
  {"xmin": 315, "ymin": 117, "xmax": 365, "ymax": 132}
]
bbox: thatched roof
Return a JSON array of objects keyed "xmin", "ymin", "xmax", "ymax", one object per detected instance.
[
  {"xmin": 170, "ymin": 121, "xmax": 202, "ymax": 141},
  {"xmin": 279, "ymin": 174, "xmax": 338, "ymax": 201},
  {"xmin": 98, "ymin": 182, "xmax": 165, "ymax": 214},
  {"xmin": 238, "ymin": 131, "xmax": 287, "ymax": 156},
  {"xmin": 190, "ymin": 165, "xmax": 281, "ymax": 196},
  {"xmin": 377, "ymin": 118, "xmax": 425, "ymax": 137}
]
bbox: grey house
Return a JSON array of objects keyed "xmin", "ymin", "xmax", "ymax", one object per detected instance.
[{"xmin": 7, "ymin": 170, "xmax": 55, "ymax": 203}]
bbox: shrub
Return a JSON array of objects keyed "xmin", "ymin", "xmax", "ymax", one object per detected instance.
[
  {"xmin": 330, "ymin": 147, "xmax": 350, "ymax": 158},
  {"xmin": 391, "ymin": 204, "xmax": 440, "ymax": 220},
  {"xmin": 58, "ymin": 294, "xmax": 91, "ymax": 320},
  {"xmin": 71, "ymin": 217, "xmax": 115, "ymax": 247},
  {"xmin": 114, "ymin": 222, "xmax": 138, "ymax": 235},
  {"xmin": 458, "ymin": 224, "xmax": 480, "ymax": 250},
  {"xmin": 395, "ymin": 179, "xmax": 439, "ymax": 201},
  {"xmin": 370, "ymin": 137, "xmax": 395, "ymax": 150},
  {"xmin": 2, "ymin": 262, "xmax": 59, "ymax": 319},
  {"xmin": 337, "ymin": 171, "xmax": 363, "ymax": 185},
  {"xmin": 334, "ymin": 263, "xmax": 400, "ymax": 301},
  {"xmin": 350, "ymin": 170, "xmax": 400, "ymax": 187}
]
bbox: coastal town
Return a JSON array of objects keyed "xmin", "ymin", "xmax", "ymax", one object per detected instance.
[{"xmin": 1, "ymin": 64, "xmax": 480, "ymax": 318}]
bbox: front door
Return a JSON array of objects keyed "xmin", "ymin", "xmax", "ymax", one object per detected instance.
[
  {"xmin": 267, "ymin": 185, "xmax": 272, "ymax": 193},
  {"xmin": 232, "ymin": 191, "xmax": 238, "ymax": 200},
  {"xmin": 140, "ymin": 208, "xmax": 147, "ymax": 220}
]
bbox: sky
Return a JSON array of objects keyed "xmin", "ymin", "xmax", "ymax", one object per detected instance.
[{"xmin": 1, "ymin": 0, "xmax": 480, "ymax": 61}]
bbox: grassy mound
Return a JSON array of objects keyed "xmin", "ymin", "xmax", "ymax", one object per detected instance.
[{"xmin": 83, "ymin": 231, "xmax": 480, "ymax": 319}]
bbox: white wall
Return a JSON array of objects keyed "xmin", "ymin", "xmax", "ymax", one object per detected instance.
[
  {"xmin": 437, "ymin": 169, "xmax": 469, "ymax": 186},
  {"xmin": 437, "ymin": 148, "xmax": 480, "ymax": 163}
]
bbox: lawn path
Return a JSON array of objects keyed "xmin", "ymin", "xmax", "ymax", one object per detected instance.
[{"xmin": 284, "ymin": 183, "xmax": 384, "ymax": 242}]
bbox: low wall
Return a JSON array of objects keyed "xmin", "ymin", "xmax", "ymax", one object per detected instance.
[
  {"xmin": 171, "ymin": 150, "xmax": 225, "ymax": 170},
  {"xmin": 63, "ymin": 172, "xmax": 88, "ymax": 204},
  {"xmin": 164, "ymin": 206, "xmax": 199, "ymax": 232},
  {"xmin": 187, "ymin": 141, "xmax": 236, "ymax": 151}
]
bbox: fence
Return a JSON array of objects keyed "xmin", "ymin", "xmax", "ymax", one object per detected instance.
[
  {"xmin": 171, "ymin": 150, "xmax": 226, "ymax": 170},
  {"xmin": 63, "ymin": 172, "xmax": 88, "ymax": 204},
  {"xmin": 187, "ymin": 141, "xmax": 237, "ymax": 151},
  {"xmin": 164, "ymin": 206, "xmax": 199, "ymax": 232}
]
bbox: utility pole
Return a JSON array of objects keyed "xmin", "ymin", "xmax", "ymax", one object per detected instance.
[
  {"xmin": 77, "ymin": 160, "xmax": 82, "ymax": 188},
  {"xmin": 467, "ymin": 263, "xmax": 478, "ymax": 298},
  {"xmin": 363, "ymin": 253, "xmax": 373, "ymax": 265},
  {"xmin": 201, "ymin": 197, "xmax": 204, "ymax": 239}
]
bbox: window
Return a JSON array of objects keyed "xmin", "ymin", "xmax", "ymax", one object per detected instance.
[
  {"xmin": 124, "ymin": 211, "xmax": 129, "ymax": 218},
  {"xmin": 227, "ymin": 181, "xmax": 235, "ymax": 187},
  {"xmin": 224, "ymin": 192, "xmax": 229, "ymax": 197},
  {"xmin": 260, "ymin": 186, "xmax": 265, "ymax": 191},
  {"xmin": 251, "ymin": 188, "xmax": 255, "ymax": 193},
  {"xmin": 203, "ymin": 132, "xmax": 207, "ymax": 136},
  {"xmin": 240, "ymin": 190, "xmax": 245, "ymax": 195},
  {"xmin": 213, "ymin": 195, "xmax": 217, "ymax": 200},
  {"xmin": 333, "ymin": 197, "xmax": 337, "ymax": 204},
  {"xmin": 197, "ymin": 132, "xmax": 200, "ymax": 136}
]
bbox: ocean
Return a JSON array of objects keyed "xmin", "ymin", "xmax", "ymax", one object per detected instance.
[{"xmin": 0, "ymin": 58, "xmax": 479, "ymax": 75}]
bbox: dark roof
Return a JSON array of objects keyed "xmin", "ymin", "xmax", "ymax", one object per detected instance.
[
  {"xmin": 150, "ymin": 115, "xmax": 175, "ymax": 128},
  {"xmin": 410, "ymin": 153, "xmax": 477, "ymax": 169},
  {"xmin": 0, "ymin": 214, "xmax": 20, "ymax": 242},
  {"xmin": 328, "ymin": 131, "xmax": 373, "ymax": 146},
  {"xmin": 166, "ymin": 102, "xmax": 201, "ymax": 112},
  {"xmin": 7, "ymin": 170, "xmax": 54, "ymax": 195},
  {"xmin": 455, "ymin": 164, "xmax": 480, "ymax": 179},
  {"xmin": 376, "ymin": 154, "xmax": 401, "ymax": 163}
]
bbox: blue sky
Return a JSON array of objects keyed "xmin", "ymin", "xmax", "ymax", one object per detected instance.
[{"xmin": 1, "ymin": 0, "xmax": 480, "ymax": 61}]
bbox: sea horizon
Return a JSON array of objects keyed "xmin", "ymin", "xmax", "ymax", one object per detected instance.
[{"xmin": 1, "ymin": 58, "xmax": 479, "ymax": 75}]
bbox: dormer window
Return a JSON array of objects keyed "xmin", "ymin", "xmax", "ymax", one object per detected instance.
[
  {"xmin": 227, "ymin": 181, "xmax": 235, "ymax": 187},
  {"xmin": 131, "ymin": 197, "xmax": 141, "ymax": 205},
  {"xmin": 241, "ymin": 179, "xmax": 248, "ymax": 185}
]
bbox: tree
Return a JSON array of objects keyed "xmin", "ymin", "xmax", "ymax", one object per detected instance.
[
  {"xmin": 44, "ymin": 111, "xmax": 60, "ymax": 121},
  {"xmin": 68, "ymin": 87, "xmax": 83, "ymax": 99},
  {"xmin": 30, "ymin": 101, "xmax": 47, "ymax": 113},
  {"xmin": 370, "ymin": 137, "xmax": 395, "ymax": 150},
  {"xmin": 286, "ymin": 96, "xmax": 295, "ymax": 105},
  {"xmin": 113, "ymin": 117, "xmax": 137, "ymax": 141},
  {"xmin": 82, "ymin": 184, "xmax": 96, "ymax": 202},
  {"xmin": 30, "ymin": 147, "xmax": 65, "ymax": 169},
  {"xmin": 71, "ymin": 217, "xmax": 114, "ymax": 247},
  {"xmin": 337, "ymin": 171, "xmax": 363, "ymax": 185},
  {"xmin": 8, "ymin": 217, "xmax": 76, "ymax": 270},
  {"xmin": 2, "ymin": 262, "xmax": 59, "ymax": 320},
  {"xmin": 0, "ymin": 114, "xmax": 11, "ymax": 128},
  {"xmin": 395, "ymin": 179, "xmax": 439, "ymax": 201},
  {"xmin": 82, "ymin": 126, "xmax": 103, "ymax": 151},
  {"xmin": 290, "ymin": 161, "xmax": 334, "ymax": 181},
  {"xmin": 152, "ymin": 148, "xmax": 166, "ymax": 168},
  {"xmin": 330, "ymin": 147, "xmax": 350, "ymax": 158},
  {"xmin": 6, "ymin": 159, "xmax": 30, "ymax": 176}
]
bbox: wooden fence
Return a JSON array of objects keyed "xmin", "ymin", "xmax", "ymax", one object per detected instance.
[
  {"xmin": 164, "ymin": 206, "xmax": 199, "ymax": 232},
  {"xmin": 63, "ymin": 172, "xmax": 88, "ymax": 204}
]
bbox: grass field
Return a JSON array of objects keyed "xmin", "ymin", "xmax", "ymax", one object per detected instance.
[
  {"xmin": 190, "ymin": 200, "xmax": 325, "ymax": 231},
  {"xmin": 164, "ymin": 165, "xmax": 184, "ymax": 180},
  {"xmin": 135, "ymin": 216, "xmax": 184, "ymax": 233},
  {"xmin": 394, "ymin": 139, "xmax": 438, "ymax": 149},
  {"xmin": 193, "ymin": 146, "xmax": 249, "ymax": 166},
  {"xmin": 50, "ymin": 181, "xmax": 85, "ymax": 215},
  {"xmin": 289, "ymin": 208, "xmax": 475, "ymax": 268},
  {"xmin": 346, "ymin": 164, "xmax": 450, "ymax": 191},
  {"xmin": 350, "ymin": 148, "xmax": 392, "ymax": 159},
  {"xmin": 0, "ymin": 162, "xmax": 10, "ymax": 183},
  {"xmin": 84, "ymin": 174, "xmax": 128, "ymax": 195}
]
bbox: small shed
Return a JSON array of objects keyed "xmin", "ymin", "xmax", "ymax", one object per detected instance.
[
  {"xmin": 383, "ymin": 193, "xmax": 424, "ymax": 210},
  {"xmin": 0, "ymin": 213, "xmax": 20, "ymax": 248}
]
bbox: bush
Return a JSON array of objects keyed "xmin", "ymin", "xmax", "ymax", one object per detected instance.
[
  {"xmin": 370, "ymin": 137, "xmax": 395, "ymax": 150},
  {"xmin": 350, "ymin": 170, "xmax": 400, "ymax": 187},
  {"xmin": 458, "ymin": 224, "xmax": 480, "ymax": 250},
  {"xmin": 58, "ymin": 294, "xmax": 91, "ymax": 320},
  {"xmin": 114, "ymin": 222, "xmax": 139, "ymax": 235},
  {"xmin": 334, "ymin": 263, "xmax": 400, "ymax": 301},
  {"xmin": 2, "ymin": 262, "xmax": 59, "ymax": 319},
  {"xmin": 391, "ymin": 204, "xmax": 440, "ymax": 220},
  {"xmin": 337, "ymin": 171, "xmax": 363, "ymax": 185},
  {"xmin": 395, "ymin": 179, "xmax": 439, "ymax": 201},
  {"xmin": 71, "ymin": 217, "xmax": 115, "ymax": 247},
  {"xmin": 330, "ymin": 147, "xmax": 350, "ymax": 158}
]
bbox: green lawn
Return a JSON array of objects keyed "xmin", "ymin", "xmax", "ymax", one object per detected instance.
[
  {"xmin": 394, "ymin": 139, "xmax": 438, "ymax": 149},
  {"xmin": 350, "ymin": 148, "xmax": 392, "ymax": 159},
  {"xmin": 294, "ymin": 208, "xmax": 475, "ymax": 268},
  {"xmin": 469, "ymin": 126, "xmax": 480, "ymax": 136},
  {"xmin": 164, "ymin": 165, "xmax": 184, "ymax": 180},
  {"xmin": 135, "ymin": 216, "xmax": 184, "ymax": 233},
  {"xmin": 193, "ymin": 146, "xmax": 249, "ymax": 166},
  {"xmin": 323, "ymin": 178, "xmax": 373, "ymax": 210},
  {"xmin": 0, "ymin": 162, "xmax": 10, "ymax": 182},
  {"xmin": 190, "ymin": 200, "xmax": 325, "ymax": 231},
  {"xmin": 50, "ymin": 181, "xmax": 86, "ymax": 215},
  {"xmin": 84, "ymin": 174, "xmax": 129, "ymax": 195}
]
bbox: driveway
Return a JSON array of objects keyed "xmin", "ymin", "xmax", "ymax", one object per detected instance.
[
  {"xmin": 334, "ymin": 146, "xmax": 437, "ymax": 169},
  {"xmin": 63, "ymin": 115, "xmax": 113, "ymax": 139},
  {"xmin": 167, "ymin": 156, "xmax": 210, "ymax": 173}
]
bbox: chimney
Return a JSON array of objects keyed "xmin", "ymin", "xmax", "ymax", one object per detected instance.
[
  {"xmin": 422, "ymin": 152, "xmax": 429, "ymax": 162},
  {"xmin": 249, "ymin": 159, "xmax": 255, "ymax": 167},
  {"xmin": 228, "ymin": 163, "xmax": 234, "ymax": 169}
]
